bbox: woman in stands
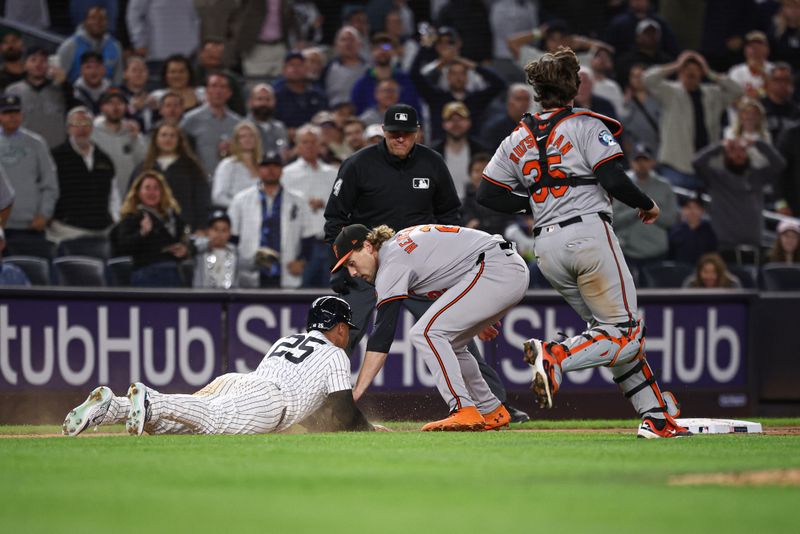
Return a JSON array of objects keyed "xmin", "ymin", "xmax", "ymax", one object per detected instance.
[
  {"xmin": 112, "ymin": 171, "xmax": 189, "ymax": 287},
  {"xmin": 211, "ymin": 120, "xmax": 262, "ymax": 207},
  {"xmin": 683, "ymin": 252, "xmax": 742, "ymax": 288},
  {"xmin": 149, "ymin": 54, "xmax": 204, "ymax": 115},
  {"xmin": 137, "ymin": 122, "xmax": 209, "ymax": 233},
  {"xmin": 767, "ymin": 219, "xmax": 800, "ymax": 264}
]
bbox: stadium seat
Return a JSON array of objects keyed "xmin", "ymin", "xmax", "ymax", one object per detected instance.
[
  {"xmin": 640, "ymin": 261, "xmax": 695, "ymax": 288},
  {"xmin": 727, "ymin": 264, "xmax": 758, "ymax": 289},
  {"xmin": 3, "ymin": 256, "xmax": 50, "ymax": 285},
  {"xmin": 761, "ymin": 264, "xmax": 800, "ymax": 291},
  {"xmin": 106, "ymin": 256, "xmax": 133, "ymax": 286},
  {"xmin": 3, "ymin": 234, "xmax": 56, "ymax": 259},
  {"xmin": 52, "ymin": 256, "xmax": 107, "ymax": 287},
  {"xmin": 58, "ymin": 236, "xmax": 111, "ymax": 259}
]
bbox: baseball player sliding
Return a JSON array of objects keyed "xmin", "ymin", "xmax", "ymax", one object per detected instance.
[
  {"xmin": 479, "ymin": 46, "xmax": 690, "ymax": 438},
  {"xmin": 63, "ymin": 297, "xmax": 382, "ymax": 436},
  {"xmin": 331, "ymin": 223, "xmax": 529, "ymax": 431}
]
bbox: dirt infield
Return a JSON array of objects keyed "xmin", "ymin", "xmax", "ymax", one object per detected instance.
[{"xmin": 669, "ymin": 468, "xmax": 800, "ymax": 486}]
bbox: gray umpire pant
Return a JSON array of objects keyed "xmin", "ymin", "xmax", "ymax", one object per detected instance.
[{"xmin": 339, "ymin": 279, "xmax": 508, "ymax": 403}]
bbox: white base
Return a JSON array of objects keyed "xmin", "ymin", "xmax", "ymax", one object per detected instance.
[{"xmin": 674, "ymin": 418, "xmax": 763, "ymax": 434}]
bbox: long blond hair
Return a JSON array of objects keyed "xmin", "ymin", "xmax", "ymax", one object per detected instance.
[
  {"xmin": 366, "ymin": 225, "xmax": 396, "ymax": 250},
  {"xmin": 121, "ymin": 170, "xmax": 181, "ymax": 218},
  {"xmin": 230, "ymin": 120, "xmax": 263, "ymax": 166}
]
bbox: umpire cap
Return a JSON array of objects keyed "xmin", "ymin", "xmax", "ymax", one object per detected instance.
[{"xmin": 306, "ymin": 296, "xmax": 358, "ymax": 332}]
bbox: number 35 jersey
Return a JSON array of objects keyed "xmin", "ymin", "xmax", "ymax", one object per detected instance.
[
  {"xmin": 482, "ymin": 108, "xmax": 623, "ymax": 228},
  {"xmin": 253, "ymin": 330, "xmax": 352, "ymax": 429}
]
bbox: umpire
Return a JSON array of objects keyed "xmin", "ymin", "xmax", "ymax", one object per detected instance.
[{"xmin": 324, "ymin": 103, "xmax": 529, "ymax": 422}]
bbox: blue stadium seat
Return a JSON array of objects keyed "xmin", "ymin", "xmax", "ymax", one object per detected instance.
[
  {"xmin": 3, "ymin": 256, "xmax": 50, "ymax": 285},
  {"xmin": 106, "ymin": 256, "xmax": 133, "ymax": 286},
  {"xmin": 761, "ymin": 265, "xmax": 800, "ymax": 291},
  {"xmin": 640, "ymin": 261, "xmax": 695, "ymax": 288}
]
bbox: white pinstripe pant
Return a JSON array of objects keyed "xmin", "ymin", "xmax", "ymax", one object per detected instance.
[{"xmin": 102, "ymin": 374, "xmax": 286, "ymax": 434}]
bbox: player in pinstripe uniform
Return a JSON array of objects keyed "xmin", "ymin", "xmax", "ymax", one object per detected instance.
[
  {"xmin": 331, "ymin": 223, "xmax": 529, "ymax": 431},
  {"xmin": 63, "ymin": 297, "xmax": 380, "ymax": 436},
  {"xmin": 478, "ymin": 46, "xmax": 690, "ymax": 438}
]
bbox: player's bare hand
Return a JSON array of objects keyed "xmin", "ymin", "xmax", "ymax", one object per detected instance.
[
  {"xmin": 638, "ymin": 202, "xmax": 660, "ymax": 224},
  {"xmin": 478, "ymin": 322, "xmax": 500, "ymax": 341},
  {"xmin": 373, "ymin": 424, "xmax": 391, "ymax": 432}
]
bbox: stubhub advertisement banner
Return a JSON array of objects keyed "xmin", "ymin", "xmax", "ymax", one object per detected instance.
[{"xmin": 1, "ymin": 295, "xmax": 747, "ymax": 392}]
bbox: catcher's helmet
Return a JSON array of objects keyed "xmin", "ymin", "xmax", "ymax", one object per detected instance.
[{"xmin": 306, "ymin": 296, "xmax": 358, "ymax": 332}]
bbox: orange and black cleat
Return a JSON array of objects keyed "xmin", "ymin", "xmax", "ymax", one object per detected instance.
[
  {"xmin": 421, "ymin": 406, "xmax": 486, "ymax": 432},
  {"xmin": 523, "ymin": 338, "xmax": 562, "ymax": 409},
  {"xmin": 482, "ymin": 404, "xmax": 511, "ymax": 431}
]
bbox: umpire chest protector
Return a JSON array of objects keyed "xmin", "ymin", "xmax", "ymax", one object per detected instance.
[{"xmin": 520, "ymin": 107, "xmax": 620, "ymax": 196}]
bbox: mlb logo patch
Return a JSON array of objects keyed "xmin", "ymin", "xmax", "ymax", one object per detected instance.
[
  {"xmin": 395, "ymin": 112, "xmax": 408, "ymax": 121},
  {"xmin": 412, "ymin": 178, "xmax": 430, "ymax": 189}
]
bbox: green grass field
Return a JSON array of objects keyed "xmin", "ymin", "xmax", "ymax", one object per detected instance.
[{"xmin": 2, "ymin": 419, "xmax": 798, "ymax": 534}]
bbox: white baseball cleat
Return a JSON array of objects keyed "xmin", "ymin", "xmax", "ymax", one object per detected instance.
[
  {"xmin": 523, "ymin": 338, "xmax": 557, "ymax": 409},
  {"xmin": 62, "ymin": 386, "xmax": 113, "ymax": 436},
  {"xmin": 126, "ymin": 382, "xmax": 150, "ymax": 436}
]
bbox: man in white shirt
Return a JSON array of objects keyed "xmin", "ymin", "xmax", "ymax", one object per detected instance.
[{"xmin": 281, "ymin": 123, "xmax": 337, "ymax": 287}]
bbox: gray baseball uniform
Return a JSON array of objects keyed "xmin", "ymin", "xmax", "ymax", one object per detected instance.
[
  {"xmin": 96, "ymin": 330, "xmax": 353, "ymax": 434},
  {"xmin": 483, "ymin": 108, "xmax": 670, "ymax": 419},
  {"xmin": 375, "ymin": 225, "xmax": 529, "ymax": 413}
]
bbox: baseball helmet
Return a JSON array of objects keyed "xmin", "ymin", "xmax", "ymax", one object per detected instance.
[{"xmin": 306, "ymin": 296, "xmax": 358, "ymax": 332}]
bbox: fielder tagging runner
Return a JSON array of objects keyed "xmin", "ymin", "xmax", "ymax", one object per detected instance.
[
  {"xmin": 331, "ymin": 223, "xmax": 529, "ymax": 431},
  {"xmin": 63, "ymin": 297, "xmax": 380, "ymax": 436},
  {"xmin": 479, "ymin": 46, "xmax": 690, "ymax": 439}
]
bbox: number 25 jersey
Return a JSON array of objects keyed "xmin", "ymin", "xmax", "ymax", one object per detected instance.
[{"xmin": 482, "ymin": 108, "xmax": 623, "ymax": 228}]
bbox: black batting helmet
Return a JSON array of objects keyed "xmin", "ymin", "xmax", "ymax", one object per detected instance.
[{"xmin": 306, "ymin": 296, "xmax": 358, "ymax": 332}]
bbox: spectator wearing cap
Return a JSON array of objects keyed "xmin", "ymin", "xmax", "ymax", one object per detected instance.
[
  {"xmin": 180, "ymin": 73, "xmax": 242, "ymax": 180},
  {"xmin": 274, "ymin": 51, "xmax": 328, "ymax": 131},
  {"xmin": 479, "ymin": 83, "xmax": 532, "ymax": 152},
  {"xmin": 56, "ymin": 5, "xmax": 123, "ymax": 86},
  {"xmin": 728, "ymin": 31, "xmax": 774, "ymax": 101},
  {"xmin": 246, "ymin": 83, "xmax": 289, "ymax": 159},
  {"xmin": 644, "ymin": 50, "xmax": 743, "ymax": 189},
  {"xmin": 6, "ymin": 46, "xmax": 75, "ymax": 148},
  {"xmin": 431, "ymin": 102, "xmax": 487, "ymax": 200},
  {"xmin": 668, "ymin": 195, "xmax": 718, "ymax": 266},
  {"xmin": 281, "ymin": 123, "xmax": 337, "ymax": 287},
  {"xmin": 693, "ymin": 136, "xmax": 785, "ymax": 264},
  {"xmin": 228, "ymin": 0, "xmax": 298, "ymax": 79},
  {"xmin": 768, "ymin": 218, "xmax": 800, "ymax": 264},
  {"xmin": 604, "ymin": 0, "xmax": 680, "ymax": 58},
  {"xmin": 612, "ymin": 144, "xmax": 678, "ymax": 272},
  {"xmin": 321, "ymin": 26, "xmax": 368, "ymax": 108},
  {"xmin": 420, "ymin": 27, "xmax": 486, "ymax": 93},
  {"xmin": 135, "ymin": 121, "xmax": 209, "ymax": 232},
  {"xmin": 49, "ymin": 106, "xmax": 117, "ymax": 244},
  {"xmin": 410, "ymin": 41, "xmax": 506, "ymax": 143},
  {"xmin": 73, "ymin": 51, "xmax": 112, "ymax": 115},
  {"xmin": 762, "ymin": 62, "xmax": 800, "ymax": 142},
  {"xmin": 0, "ymin": 93, "xmax": 59, "ymax": 255},
  {"xmin": 435, "ymin": 0, "xmax": 493, "ymax": 64},
  {"xmin": 126, "ymin": 0, "xmax": 200, "ymax": 69},
  {"xmin": 350, "ymin": 33, "xmax": 421, "ymax": 116},
  {"xmin": 212, "ymin": 120, "xmax": 262, "ymax": 208},
  {"xmin": 615, "ymin": 19, "xmax": 675, "ymax": 90},
  {"xmin": 359, "ymin": 79, "xmax": 400, "ymax": 127},
  {"xmin": 0, "ymin": 29, "xmax": 25, "ymax": 91},
  {"xmin": 192, "ymin": 210, "xmax": 239, "ymax": 288},
  {"xmin": 364, "ymin": 123, "xmax": 384, "ymax": 145},
  {"xmin": 92, "ymin": 88, "xmax": 147, "ymax": 205},
  {"xmin": 312, "ymin": 110, "xmax": 348, "ymax": 164},
  {"xmin": 228, "ymin": 151, "xmax": 315, "ymax": 288}
]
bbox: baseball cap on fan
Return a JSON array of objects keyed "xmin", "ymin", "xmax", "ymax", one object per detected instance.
[
  {"xmin": 331, "ymin": 224, "xmax": 370, "ymax": 273},
  {"xmin": 383, "ymin": 104, "xmax": 419, "ymax": 132}
]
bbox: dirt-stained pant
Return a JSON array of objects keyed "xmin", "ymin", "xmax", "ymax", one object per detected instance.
[
  {"xmin": 408, "ymin": 246, "xmax": 530, "ymax": 413},
  {"xmin": 534, "ymin": 214, "xmax": 670, "ymax": 419}
]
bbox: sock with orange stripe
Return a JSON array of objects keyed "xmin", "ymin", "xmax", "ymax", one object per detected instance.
[{"xmin": 558, "ymin": 323, "xmax": 644, "ymax": 373}]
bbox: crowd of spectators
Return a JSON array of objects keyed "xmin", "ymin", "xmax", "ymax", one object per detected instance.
[{"xmin": 1, "ymin": 0, "xmax": 800, "ymax": 290}]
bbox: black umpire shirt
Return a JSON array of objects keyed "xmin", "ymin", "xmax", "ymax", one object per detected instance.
[{"xmin": 323, "ymin": 139, "xmax": 462, "ymax": 242}]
